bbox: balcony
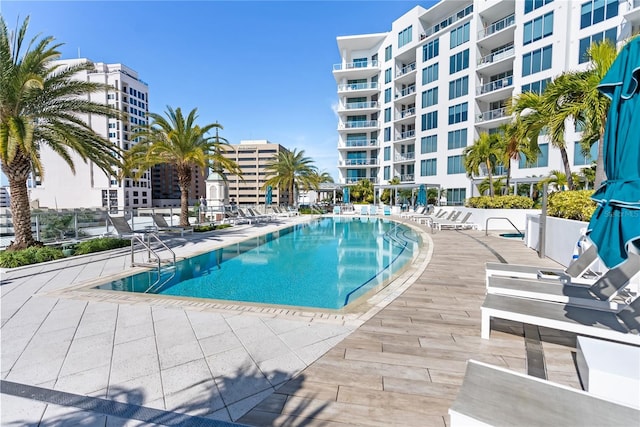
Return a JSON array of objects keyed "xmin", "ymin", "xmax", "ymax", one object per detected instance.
[
  {"xmin": 395, "ymin": 85, "xmax": 416, "ymax": 100},
  {"xmin": 333, "ymin": 60, "xmax": 379, "ymax": 71},
  {"xmin": 344, "ymin": 177, "xmax": 378, "ymax": 184},
  {"xmin": 395, "ymin": 152, "xmax": 415, "ymax": 162},
  {"xmin": 476, "ymin": 76, "xmax": 514, "ymax": 103},
  {"xmin": 476, "ymin": 107, "xmax": 509, "ymax": 123},
  {"xmin": 421, "ymin": 4, "xmax": 474, "ymax": 39},
  {"xmin": 341, "ymin": 101, "xmax": 378, "ymax": 111},
  {"xmin": 478, "ymin": 45, "xmax": 515, "ymax": 67},
  {"xmin": 478, "ymin": 14, "xmax": 515, "ymax": 40},
  {"xmin": 337, "ymin": 82, "xmax": 379, "ymax": 95},
  {"xmin": 342, "ymin": 158, "xmax": 378, "ymax": 166},
  {"xmin": 342, "ymin": 139, "xmax": 379, "ymax": 148},
  {"xmin": 396, "ymin": 62, "xmax": 417, "ymax": 78},
  {"xmin": 624, "ymin": 0, "xmax": 640, "ymax": 23},
  {"xmin": 395, "ymin": 130, "xmax": 416, "ymax": 141},
  {"xmin": 400, "ymin": 174, "xmax": 415, "ymax": 182},
  {"xmin": 340, "ymin": 120, "xmax": 378, "ymax": 130},
  {"xmin": 398, "ymin": 107, "xmax": 416, "ymax": 119}
]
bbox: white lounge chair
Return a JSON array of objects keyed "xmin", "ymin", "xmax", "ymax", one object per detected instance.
[
  {"xmin": 481, "ymin": 292, "xmax": 640, "ymax": 345},
  {"xmin": 486, "ymin": 252, "xmax": 640, "ymax": 311},
  {"xmin": 434, "ymin": 211, "xmax": 477, "ymax": 230},
  {"xmin": 152, "ymin": 214, "xmax": 193, "ymax": 237},
  {"xmin": 400, "ymin": 206, "xmax": 426, "ymax": 219},
  {"xmin": 107, "ymin": 215, "xmax": 150, "ymax": 238},
  {"xmin": 449, "ymin": 360, "xmax": 640, "ymax": 427},
  {"xmin": 485, "ymin": 245, "xmax": 602, "ymax": 286}
]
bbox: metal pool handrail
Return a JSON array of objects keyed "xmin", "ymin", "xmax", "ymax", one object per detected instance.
[{"xmin": 485, "ymin": 217, "xmax": 523, "ymax": 238}]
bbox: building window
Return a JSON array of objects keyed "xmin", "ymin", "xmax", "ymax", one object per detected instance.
[
  {"xmin": 523, "ymin": 12, "xmax": 554, "ymax": 45},
  {"xmin": 522, "ymin": 45, "xmax": 552, "ymax": 77},
  {"xmin": 422, "ymin": 111, "xmax": 438, "ymax": 131},
  {"xmin": 448, "ymin": 76, "xmax": 469, "ymax": 100},
  {"xmin": 384, "ymin": 146, "xmax": 391, "ymax": 161},
  {"xmin": 384, "ymin": 127, "xmax": 391, "ymax": 142},
  {"xmin": 446, "ymin": 188, "xmax": 467, "ymax": 205},
  {"xmin": 423, "ymin": 39, "xmax": 439, "ymax": 62},
  {"xmin": 385, "ymin": 88, "xmax": 392, "ymax": 103},
  {"xmin": 574, "ymin": 141, "xmax": 598, "ymax": 165},
  {"xmin": 421, "ymin": 158, "xmax": 437, "ymax": 176},
  {"xmin": 519, "ymin": 143, "xmax": 549, "ymax": 168},
  {"xmin": 398, "ymin": 25, "xmax": 412, "ymax": 48},
  {"xmin": 521, "ymin": 78, "xmax": 551, "ymax": 94},
  {"xmin": 384, "ymin": 108, "xmax": 391, "ymax": 122},
  {"xmin": 385, "ymin": 68, "xmax": 392, "ymax": 83},
  {"xmin": 422, "ymin": 63, "xmax": 439, "ymax": 85},
  {"xmin": 450, "ymin": 22, "xmax": 470, "ymax": 48},
  {"xmin": 421, "ymin": 135, "xmax": 437, "ymax": 153},
  {"xmin": 384, "ymin": 166, "xmax": 390, "ymax": 180},
  {"xmin": 447, "ymin": 155, "xmax": 465, "ymax": 174},
  {"xmin": 580, "ymin": 0, "xmax": 618, "ymax": 29},
  {"xmin": 578, "ymin": 28, "xmax": 617, "ymax": 64},
  {"xmin": 525, "ymin": 0, "xmax": 553, "ymax": 13},
  {"xmin": 422, "ymin": 87, "xmax": 438, "ymax": 108},
  {"xmin": 385, "ymin": 45, "xmax": 392, "ymax": 61},
  {"xmin": 448, "ymin": 129, "xmax": 468, "ymax": 149},
  {"xmin": 448, "ymin": 103, "xmax": 468, "ymax": 124},
  {"xmin": 449, "ymin": 49, "xmax": 469, "ymax": 74}
]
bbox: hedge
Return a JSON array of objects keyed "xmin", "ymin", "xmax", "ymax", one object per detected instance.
[
  {"xmin": 547, "ymin": 190, "xmax": 597, "ymax": 221},
  {"xmin": 466, "ymin": 195, "xmax": 534, "ymax": 209}
]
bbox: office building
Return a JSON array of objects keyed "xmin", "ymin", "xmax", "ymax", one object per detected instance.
[
  {"xmin": 151, "ymin": 164, "xmax": 206, "ymax": 207},
  {"xmin": 29, "ymin": 59, "xmax": 151, "ymax": 210},
  {"xmin": 221, "ymin": 140, "xmax": 290, "ymax": 206},
  {"xmin": 334, "ymin": 0, "xmax": 637, "ymax": 204}
]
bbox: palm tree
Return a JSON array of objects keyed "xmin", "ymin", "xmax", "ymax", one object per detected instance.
[
  {"xmin": 0, "ymin": 17, "xmax": 123, "ymax": 250},
  {"xmin": 496, "ymin": 122, "xmax": 538, "ymax": 194},
  {"xmin": 463, "ymin": 132, "xmax": 502, "ymax": 197},
  {"xmin": 351, "ymin": 179, "xmax": 375, "ymax": 203},
  {"xmin": 263, "ymin": 148, "xmax": 317, "ymax": 207},
  {"xmin": 565, "ymin": 39, "xmax": 619, "ymax": 189},
  {"xmin": 125, "ymin": 106, "xmax": 239, "ymax": 226}
]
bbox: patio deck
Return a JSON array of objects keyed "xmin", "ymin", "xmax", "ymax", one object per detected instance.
[{"xmin": 1, "ymin": 215, "xmax": 582, "ymax": 426}]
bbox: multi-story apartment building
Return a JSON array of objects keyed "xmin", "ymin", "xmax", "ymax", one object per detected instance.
[
  {"xmin": 335, "ymin": 0, "xmax": 638, "ymax": 205},
  {"xmin": 151, "ymin": 164, "xmax": 206, "ymax": 207},
  {"xmin": 221, "ymin": 140, "xmax": 291, "ymax": 206},
  {"xmin": 29, "ymin": 59, "xmax": 151, "ymax": 210}
]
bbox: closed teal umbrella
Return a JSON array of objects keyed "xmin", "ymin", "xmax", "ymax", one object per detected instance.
[
  {"xmin": 265, "ymin": 186, "xmax": 272, "ymax": 205},
  {"xmin": 417, "ymin": 184, "xmax": 427, "ymax": 206},
  {"xmin": 587, "ymin": 36, "xmax": 640, "ymax": 268},
  {"xmin": 343, "ymin": 187, "xmax": 350, "ymax": 204}
]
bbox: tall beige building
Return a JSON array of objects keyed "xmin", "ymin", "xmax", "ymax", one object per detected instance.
[{"xmin": 221, "ymin": 140, "xmax": 291, "ymax": 206}]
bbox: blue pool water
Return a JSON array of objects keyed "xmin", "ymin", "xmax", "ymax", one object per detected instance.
[{"xmin": 95, "ymin": 217, "xmax": 420, "ymax": 309}]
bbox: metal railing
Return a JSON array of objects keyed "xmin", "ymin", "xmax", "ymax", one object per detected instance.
[
  {"xmin": 478, "ymin": 14, "xmax": 515, "ymax": 39},
  {"xmin": 396, "ymin": 130, "xmax": 416, "ymax": 140},
  {"xmin": 343, "ymin": 158, "xmax": 378, "ymax": 166},
  {"xmin": 341, "ymin": 120, "xmax": 378, "ymax": 129},
  {"xmin": 477, "ymin": 107, "xmax": 508, "ymax": 122},
  {"xmin": 397, "ymin": 86, "xmax": 416, "ymax": 98},
  {"xmin": 343, "ymin": 139, "xmax": 378, "ymax": 148},
  {"xmin": 421, "ymin": 4, "xmax": 474, "ymax": 38},
  {"xmin": 485, "ymin": 217, "xmax": 523, "ymax": 238},
  {"xmin": 395, "ymin": 152, "xmax": 416, "ymax": 161},
  {"xmin": 338, "ymin": 82, "xmax": 379, "ymax": 91},
  {"xmin": 477, "ymin": 76, "xmax": 514, "ymax": 95},
  {"xmin": 478, "ymin": 45, "xmax": 515, "ymax": 66},
  {"xmin": 400, "ymin": 174, "xmax": 415, "ymax": 182},
  {"xmin": 396, "ymin": 62, "xmax": 416, "ymax": 77},
  {"xmin": 333, "ymin": 60, "xmax": 379, "ymax": 71},
  {"xmin": 398, "ymin": 107, "xmax": 416, "ymax": 119},
  {"xmin": 343, "ymin": 101, "xmax": 378, "ymax": 110}
]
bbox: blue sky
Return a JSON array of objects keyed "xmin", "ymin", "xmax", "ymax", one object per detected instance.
[{"xmin": 1, "ymin": 0, "xmax": 436, "ymax": 181}]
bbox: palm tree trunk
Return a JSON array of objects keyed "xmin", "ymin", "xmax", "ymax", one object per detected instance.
[
  {"xmin": 5, "ymin": 158, "xmax": 37, "ymax": 250},
  {"xmin": 487, "ymin": 160, "xmax": 494, "ymax": 197},
  {"xmin": 560, "ymin": 147, "xmax": 574, "ymax": 190},
  {"xmin": 594, "ymin": 132, "xmax": 607, "ymax": 190},
  {"xmin": 177, "ymin": 165, "xmax": 192, "ymax": 227}
]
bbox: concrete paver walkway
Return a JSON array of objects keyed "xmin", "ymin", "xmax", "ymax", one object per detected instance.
[{"xmin": 1, "ymin": 215, "xmax": 582, "ymax": 426}]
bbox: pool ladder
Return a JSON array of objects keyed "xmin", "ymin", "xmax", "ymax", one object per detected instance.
[{"xmin": 130, "ymin": 233, "xmax": 176, "ymax": 293}]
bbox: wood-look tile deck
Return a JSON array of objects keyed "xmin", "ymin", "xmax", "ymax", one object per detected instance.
[{"xmin": 239, "ymin": 227, "xmax": 582, "ymax": 427}]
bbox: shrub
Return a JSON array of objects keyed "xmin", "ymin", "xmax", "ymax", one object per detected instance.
[
  {"xmin": 0, "ymin": 246, "xmax": 64, "ymax": 268},
  {"xmin": 466, "ymin": 195, "xmax": 534, "ymax": 209},
  {"xmin": 74, "ymin": 237, "xmax": 130, "ymax": 255},
  {"xmin": 547, "ymin": 190, "xmax": 596, "ymax": 221},
  {"xmin": 194, "ymin": 223, "xmax": 233, "ymax": 232}
]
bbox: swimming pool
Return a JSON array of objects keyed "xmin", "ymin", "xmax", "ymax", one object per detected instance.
[{"xmin": 95, "ymin": 217, "xmax": 421, "ymax": 310}]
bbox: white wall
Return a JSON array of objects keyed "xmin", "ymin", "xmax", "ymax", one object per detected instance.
[{"xmin": 455, "ymin": 207, "xmax": 540, "ymax": 232}]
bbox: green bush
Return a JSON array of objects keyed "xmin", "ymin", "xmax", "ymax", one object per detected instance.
[
  {"xmin": 466, "ymin": 195, "xmax": 534, "ymax": 209},
  {"xmin": 194, "ymin": 223, "xmax": 233, "ymax": 232},
  {"xmin": 0, "ymin": 246, "xmax": 64, "ymax": 268},
  {"xmin": 74, "ymin": 237, "xmax": 130, "ymax": 255},
  {"xmin": 547, "ymin": 190, "xmax": 596, "ymax": 221}
]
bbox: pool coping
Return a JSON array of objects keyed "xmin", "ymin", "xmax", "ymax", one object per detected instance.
[{"xmin": 40, "ymin": 215, "xmax": 434, "ymax": 328}]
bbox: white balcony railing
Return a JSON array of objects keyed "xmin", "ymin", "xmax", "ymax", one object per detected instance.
[
  {"xmin": 476, "ymin": 107, "xmax": 508, "ymax": 122},
  {"xmin": 396, "ymin": 130, "xmax": 416, "ymax": 140},
  {"xmin": 421, "ymin": 4, "xmax": 474, "ymax": 39},
  {"xmin": 333, "ymin": 60, "xmax": 379, "ymax": 71},
  {"xmin": 395, "ymin": 152, "xmax": 415, "ymax": 162},
  {"xmin": 478, "ymin": 14, "xmax": 515, "ymax": 39},
  {"xmin": 344, "ymin": 139, "xmax": 378, "ymax": 148},
  {"xmin": 398, "ymin": 107, "xmax": 416, "ymax": 119},
  {"xmin": 400, "ymin": 174, "xmax": 415, "ymax": 182},
  {"xmin": 343, "ymin": 158, "xmax": 378, "ymax": 166},
  {"xmin": 343, "ymin": 101, "xmax": 378, "ymax": 110},
  {"xmin": 396, "ymin": 62, "xmax": 416, "ymax": 77},
  {"xmin": 338, "ymin": 82, "xmax": 379, "ymax": 91},
  {"xmin": 477, "ymin": 76, "xmax": 514, "ymax": 95},
  {"xmin": 396, "ymin": 85, "xmax": 416, "ymax": 98},
  {"xmin": 341, "ymin": 120, "xmax": 378, "ymax": 129},
  {"xmin": 478, "ymin": 45, "xmax": 515, "ymax": 66},
  {"xmin": 344, "ymin": 177, "xmax": 377, "ymax": 184}
]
